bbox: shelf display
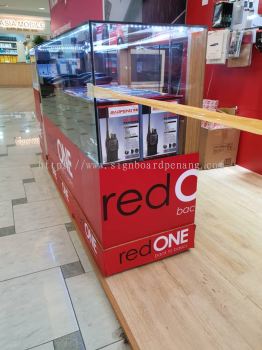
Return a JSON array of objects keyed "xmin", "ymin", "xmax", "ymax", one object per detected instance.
[
  {"xmin": 0, "ymin": 39, "xmax": 18, "ymax": 63},
  {"xmin": 35, "ymin": 21, "xmax": 199, "ymax": 164},
  {"xmin": 97, "ymin": 102, "xmax": 140, "ymax": 163},
  {"xmin": 34, "ymin": 20, "xmax": 207, "ymax": 275}
]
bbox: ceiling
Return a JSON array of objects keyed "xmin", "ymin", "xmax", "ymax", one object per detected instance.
[{"xmin": 0, "ymin": 0, "xmax": 50, "ymax": 17}]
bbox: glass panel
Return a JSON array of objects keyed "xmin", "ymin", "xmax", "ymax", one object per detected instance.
[
  {"xmin": 90, "ymin": 23, "xmax": 199, "ymax": 94},
  {"xmin": 91, "ymin": 22, "xmax": 206, "ymax": 164},
  {"xmin": 34, "ymin": 21, "xmax": 206, "ymax": 165},
  {"xmin": 35, "ymin": 23, "xmax": 99, "ymax": 163}
]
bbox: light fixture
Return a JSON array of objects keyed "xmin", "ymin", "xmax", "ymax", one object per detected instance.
[
  {"xmin": 0, "ymin": 4, "xmax": 8, "ymax": 7},
  {"xmin": 39, "ymin": 7, "xmax": 45, "ymax": 10}
]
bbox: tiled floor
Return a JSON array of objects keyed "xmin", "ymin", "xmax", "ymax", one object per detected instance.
[{"xmin": 0, "ymin": 89, "xmax": 130, "ymax": 350}]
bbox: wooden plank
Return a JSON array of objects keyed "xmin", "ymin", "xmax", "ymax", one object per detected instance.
[
  {"xmin": 184, "ymin": 30, "xmax": 207, "ymax": 153},
  {"xmin": 117, "ymin": 49, "xmax": 130, "ymax": 86},
  {"xmin": 91, "ymin": 85, "xmax": 262, "ymax": 135}
]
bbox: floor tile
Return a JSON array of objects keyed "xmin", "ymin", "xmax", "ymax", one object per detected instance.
[
  {"xmin": 0, "ymin": 154, "xmax": 39, "ymax": 167},
  {"xmin": 31, "ymin": 342, "xmax": 54, "ymax": 350},
  {"xmin": 0, "ymin": 201, "xmax": 13, "ymax": 228},
  {"xmin": 32, "ymin": 167, "xmax": 57, "ymax": 189},
  {"xmin": 0, "ymin": 145, "xmax": 7, "ymax": 155},
  {"xmin": 53, "ymin": 331, "xmax": 85, "ymax": 350},
  {"xmin": 68, "ymin": 230, "xmax": 93, "ymax": 273},
  {"xmin": 0, "ymin": 268, "xmax": 78, "ymax": 350},
  {"xmin": 14, "ymin": 198, "xmax": 70, "ymax": 233},
  {"xmin": 0, "ymin": 166, "xmax": 33, "ymax": 183},
  {"xmin": 66, "ymin": 272, "xmax": 121, "ymax": 350},
  {"xmin": 7, "ymin": 144, "xmax": 40, "ymax": 155},
  {"xmin": 65, "ymin": 222, "xmax": 76, "ymax": 232},
  {"xmin": 24, "ymin": 180, "xmax": 57, "ymax": 202},
  {"xmin": 32, "ymin": 166, "xmax": 51, "ymax": 181},
  {"xmin": 0, "ymin": 225, "xmax": 78, "ymax": 282},
  {"xmin": 0, "ymin": 180, "xmax": 25, "ymax": 202},
  {"xmin": 12, "ymin": 197, "xmax": 27, "ymax": 206},
  {"xmin": 31, "ymin": 163, "xmax": 41, "ymax": 168},
  {"xmin": 23, "ymin": 178, "xmax": 36, "ymax": 184},
  {"xmin": 61, "ymin": 261, "xmax": 85, "ymax": 279},
  {"xmin": 100, "ymin": 340, "xmax": 131, "ymax": 350},
  {"xmin": 0, "ymin": 226, "xmax": 15, "ymax": 237},
  {"xmin": 0, "ymin": 136, "xmax": 15, "ymax": 146}
]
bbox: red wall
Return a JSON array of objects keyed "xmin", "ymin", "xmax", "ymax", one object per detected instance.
[
  {"xmin": 187, "ymin": 0, "xmax": 262, "ymax": 175},
  {"xmin": 49, "ymin": 0, "xmax": 103, "ymax": 35}
]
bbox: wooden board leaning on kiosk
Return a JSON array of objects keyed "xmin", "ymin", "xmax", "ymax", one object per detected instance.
[{"xmin": 89, "ymin": 84, "xmax": 262, "ymax": 136}]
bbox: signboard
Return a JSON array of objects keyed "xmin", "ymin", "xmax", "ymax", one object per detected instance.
[{"xmin": 0, "ymin": 17, "xmax": 46, "ymax": 31}]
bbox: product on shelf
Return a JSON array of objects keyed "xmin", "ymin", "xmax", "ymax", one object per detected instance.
[
  {"xmin": 146, "ymin": 113, "xmax": 158, "ymax": 156},
  {"xmin": 98, "ymin": 102, "xmax": 140, "ymax": 164},
  {"xmin": 0, "ymin": 39, "xmax": 18, "ymax": 63},
  {"xmin": 143, "ymin": 108, "xmax": 179, "ymax": 158}
]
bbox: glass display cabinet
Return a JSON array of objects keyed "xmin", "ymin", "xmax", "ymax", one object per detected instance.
[
  {"xmin": 34, "ymin": 21, "xmax": 207, "ymax": 276},
  {"xmin": 35, "ymin": 21, "xmax": 207, "ymax": 165}
]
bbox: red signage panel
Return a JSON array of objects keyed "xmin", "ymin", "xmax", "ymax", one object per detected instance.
[
  {"xmin": 99, "ymin": 154, "xmax": 198, "ymax": 247},
  {"xmin": 44, "ymin": 116, "xmax": 198, "ymax": 250}
]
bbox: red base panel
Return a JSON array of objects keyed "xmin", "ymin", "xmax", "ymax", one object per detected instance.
[
  {"xmin": 78, "ymin": 219, "xmax": 196, "ymax": 276},
  {"xmin": 47, "ymin": 162, "xmax": 195, "ymax": 276}
]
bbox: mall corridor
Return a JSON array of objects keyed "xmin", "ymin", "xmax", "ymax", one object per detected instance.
[{"xmin": 0, "ymin": 88, "xmax": 129, "ymax": 350}]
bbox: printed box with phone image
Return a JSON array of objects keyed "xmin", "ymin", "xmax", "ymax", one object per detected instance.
[
  {"xmin": 98, "ymin": 103, "xmax": 140, "ymax": 164},
  {"xmin": 143, "ymin": 106, "xmax": 179, "ymax": 159}
]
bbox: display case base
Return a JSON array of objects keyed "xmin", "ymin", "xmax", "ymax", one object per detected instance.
[{"xmin": 47, "ymin": 162, "xmax": 195, "ymax": 276}]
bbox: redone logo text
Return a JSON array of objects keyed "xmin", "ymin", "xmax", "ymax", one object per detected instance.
[
  {"xmin": 84, "ymin": 223, "xmax": 97, "ymax": 255},
  {"xmin": 119, "ymin": 228, "xmax": 189, "ymax": 264},
  {"xmin": 57, "ymin": 139, "xmax": 73, "ymax": 179},
  {"xmin": 102, "ymin": 169, "xmax": 197, "ymax": 221}
]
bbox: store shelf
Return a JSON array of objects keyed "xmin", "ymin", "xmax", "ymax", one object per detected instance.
[
  {"xmin": 0, "ymin": 40, "xmax": 18, "ymax": 61},
  {"xmin": 0, "ymin": 53, "xmax": 18, "ymax": 56},
  {"xmin": 0, "ymin": 46, "xmax": 17, "ymax": 49}
]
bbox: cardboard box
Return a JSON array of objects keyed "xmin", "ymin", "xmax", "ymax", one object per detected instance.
[
  {"xmin": 143, "ymin": 110, "xmax": 179, "ymax": 158},
  {"xmin": 199, "ymin": 107, "xmax": 240, "ymax": 169},
  {"xmin": 98, "ymin": 103, "xmax": 141, "ymax": 164},
  {"xmin": 199, "ymin": 128, "xmax": 240, "ymax": 169}
]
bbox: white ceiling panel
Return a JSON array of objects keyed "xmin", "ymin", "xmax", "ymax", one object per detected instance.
[{"xmin": 0, "ymin": 0, "xmax": 50, "ymax": 17}]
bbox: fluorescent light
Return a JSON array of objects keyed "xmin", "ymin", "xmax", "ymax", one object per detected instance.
[{"xmin": 39, "ymin": 7, "xmax": 45, "ymax": 10}]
